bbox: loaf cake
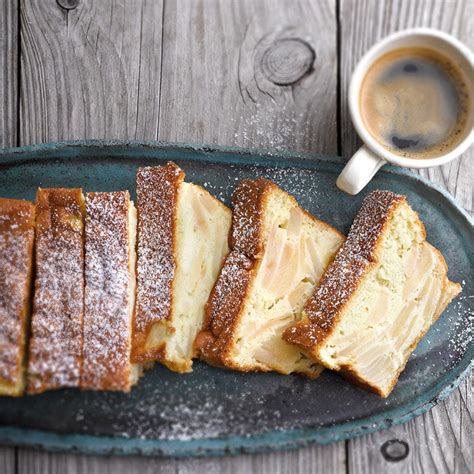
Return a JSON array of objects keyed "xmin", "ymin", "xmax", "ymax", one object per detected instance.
[
  {"xmin": 27, "ymin": 188, "xmax": 85, "ymax": 394},
  {"xmin": 81, "ymin": 191, "xmax": 142, "ymax": 391},
  {"xmin": 132, "ymin": 162, "xmax": 231, "ymax": 372},
  {"xmin": 195, "ymin": 179, "xmax": 344, "ymax": 376},
  {"xmin": 0, "ymin": 199, "xmax": 35, "ymax": 396},
  {"xmin": 283, "ymin": 190, "xmax": 461, "ymax": 397}
]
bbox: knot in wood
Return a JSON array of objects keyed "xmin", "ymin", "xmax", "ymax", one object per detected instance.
[
  {"xmin": 56, "ymin": 0, "xmax": 79, "ymax": 10},
  {"xmin": 261, "ymin": 38, "xmax": 315, "ymax": 86},
  {"xmin": 380, "ymin": 439, "xmax": 409, "ymax": 462}
]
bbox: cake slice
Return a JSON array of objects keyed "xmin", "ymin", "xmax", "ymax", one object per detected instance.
[
  {"xmin": 284, "ymin": 190, "xmax": 461, "ymax": 397},
  {"xmin": 132, "ymin": 162, "xmax": 231, "ymax": 372},
  {"xmin": 195, "ymin": 179, "xmax": 344, "ymax": 377},
  {"xmin": 0, "ymin": 199, "xmax": 35, "ymax": 396},
  {"xmin": 81, "ymin": 191, "xmax": 142, "ymax": 391},
  {"xmin": 27, "ymin": 188, "xmax": 85, "ymax": 394}
]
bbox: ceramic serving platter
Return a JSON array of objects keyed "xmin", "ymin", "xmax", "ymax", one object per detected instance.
[{"xmin": 0, "ymin": 140, "xmax": 472, "ymax": 457}]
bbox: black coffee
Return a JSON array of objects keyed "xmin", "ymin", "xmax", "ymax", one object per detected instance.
[{"xmin": 360, "ymin": 47, "xmax": 471, "ymax": 159}]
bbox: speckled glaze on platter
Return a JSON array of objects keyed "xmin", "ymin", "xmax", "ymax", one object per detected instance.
[{"xmin": 0, "ymin": 140, "xmax": 472, "ymax": 457}]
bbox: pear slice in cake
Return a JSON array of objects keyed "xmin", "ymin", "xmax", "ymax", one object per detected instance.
[
  {"xmin": 0, "ymin": 198, "xmax": 35, "ymax": 396},
  {"xmin": 284, "ymin": 190, "xmax": 461, "ymax": 397},
  {"xmin": 132, "ymin": 162, "xmax": 232, "ymax": 372},
  {"xmin": 81, "ymin": 191, "xmax": 142, "ymax": 392},
  {"xmin": 195, "ymin": 178, "xmax": 344, "ymax": 377},
  {"xmin": 28, "ymin": 188, "xmax": 85, "ymax": 394}
]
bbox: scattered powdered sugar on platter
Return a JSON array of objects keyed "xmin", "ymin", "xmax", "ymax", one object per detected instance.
[
  {"xmin": 446, "ymin": 292, "xmax": 473, "ymax": 356},
  {"xmin": 191, "ymin": 163, "xmax": 332, "ymax": 217},
  {"xmin": 21, "ymin": 364, "xmax": 311, "ymax": 441}
]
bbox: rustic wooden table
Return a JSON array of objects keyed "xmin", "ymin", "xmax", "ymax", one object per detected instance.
[{"xmin": 1, "ymin": 0, "xmax": 472, "ymax": 472}]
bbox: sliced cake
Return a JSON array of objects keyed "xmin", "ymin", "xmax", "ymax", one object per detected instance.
[
  {"xmin": 81, "ymin": 191, "xmax": 142, "ymax": 392},
  {"xmin": 195, "ymin": 178, "xmax": 344, "ymax": 377},
  {"xmin": 0, "ymin": 199, "xmax": 35, "ymax": 396},
  {"xmin": 27, "ymin": 188, "xmax": 85, "ymax": 394},
  {"xmin": 132, "ymin": 162, "xmax": 231, "ymax": 372},
  {"xmin": 284, "ymin": 190, "xmax": 461, "ymax": 397}
]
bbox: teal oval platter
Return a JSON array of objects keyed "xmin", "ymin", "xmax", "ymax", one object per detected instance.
[{"xmin": 0, "ymin": 140, "xmax": 472, "ymax": 457}]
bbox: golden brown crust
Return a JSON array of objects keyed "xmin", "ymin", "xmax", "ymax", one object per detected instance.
[
  {"xmin": 195, "ymin": 178, "xmax": 278, "ymax": 368},
  {"xmin": 0, "ymin": 199, "xmax": 35, "ymax": 396},
  {"xmin": 195, "ymin": 250, "xmax": 254, "ymax": 367},
  {"xmin": 27, "ymin": 189, "xmax": 85, "ymax": 394},
  {"xmin": 283, "ymin": 190, "xmax": 407, "ymax": 353},
  {"xmin": 81, "ymin": 191, "xmax": 135, "ymax": 391},
  {"xmin": 132, "ymin": 162, "xmax": 184, "ymax": 363},
  {"xmin": 230, "ymin": 179, "xmax": 345, "ymax": 258},
  {"xmin": 230, "ymin": 178, "xmax": 287, "ymax": 259}
]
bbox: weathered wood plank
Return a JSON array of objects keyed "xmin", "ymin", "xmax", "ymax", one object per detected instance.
[
  {"xmin": 175, "ymin": 444, "xmax": 346, "ymax": 474},
  {"xmin": 18, "ymin": 442, "xmax": 346, "ymax": 474},
  {"xmin": 159, "ymin": 0, "xmax": 339, "ymax": 154},
  {"xmin": 20, "ymin": 0, "xmax": 163, "ymax": 145},
  {"xmin": 157, "ymin": 1, "xmax": 345, "ymax": 472},
  {"xmin": 0, "ymin": 0, "xmax": 19, "ymax": 470},
  {"xmin": 339, "ymin": 1, "xmax": 473, "ymax": 472},
  {"xmin": 1, "ymin": 0, "xmax": 18, "ymax": 148},
  {"xmin": 347, "ymin": 375, "xmax": 472, "ymax": 474},
  {"xmin": 17, "ymin": 449, "xmax": 178, "ymax": 474},
  {"xmin": 0, "ymin": 446, "xmax": 15, "ymax": 474}
]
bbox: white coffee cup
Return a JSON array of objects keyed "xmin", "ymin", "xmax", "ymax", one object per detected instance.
[{"xmin": 337, "ymin": 28, "xmax": 474, "ymax": 195}]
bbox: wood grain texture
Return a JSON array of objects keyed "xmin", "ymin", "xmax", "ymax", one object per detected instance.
[
  {"xmin": 17, "ymin": 442, "xmax": 346, "ymax": 474},
  {"xmin": 348, "ymin": 375, "xmax": 473, "ymax": 474},
  {"xmin": 159, "ymin": 0, "xmax": 338, "ymax": 154},
  {"xmin": 175, "ymin": 445, "xmax": 345, "ymax": 474},
  {"xmin": 17, "ymin": 450, "xmax": 177, "ymax": 474},
  {"xmin": 0, "ymin": 446, "xmax": 15, "ymax": 474},
  {"xmin": 0, "ymin": 0, "xmax": 18, "ymax": 148},
  {"xmin": 20, "ymin": 0, "xmax": 163, "ymax": 145},
  {"xmin": 339, "ymin": 1, "xmax": 473, "ymax": 472}
]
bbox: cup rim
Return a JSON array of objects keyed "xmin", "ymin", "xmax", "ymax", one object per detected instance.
[{"xmin": 349, "ymin": 27, "xmax": 474, "ymax": 169}]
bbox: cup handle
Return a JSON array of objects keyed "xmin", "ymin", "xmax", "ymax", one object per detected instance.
[{"xmin": 336, "ymin": 146, "xmax": 386, "ymax": 195}]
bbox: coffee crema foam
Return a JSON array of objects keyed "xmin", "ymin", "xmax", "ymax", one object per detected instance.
[{"xmin": 360, "ymin": 47, "xmax": 471, "ymax": 159}]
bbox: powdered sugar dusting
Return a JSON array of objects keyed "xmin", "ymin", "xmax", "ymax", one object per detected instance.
[
  {"xmin": 27, "ymin": 189, "xmax": 85, "ymax": 394},
  {"xmin": 232, "ymin": 104, "xmax": 312, "ymax": 151},
  {"xmin": 54, "ymin": 365, "xmax": 309, "ymax": 442},
  {"xmin": 133, "ymin": 163, "xmax": 183, "ymax": 361},
  {"xmin": 446, "ymin": 291, "xmax": 473, "ymax": 357},
  {"xmin": 0, "ymin": 199, "xmax": 35, "ymax": 386},
  {"xmin": 191, "ymin": 164, "xmax": 332, "ymax": 222},
  {"xmin": 230, "ymin": 179, "xmax": 270, "ymax": 258},
  {"xmin": 197, "ymin": 250, "xmax": 253, "ymax": 365},
  {"xmin": 82, "ymin": 191, "xmax": 133, "ymax": 391}
]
